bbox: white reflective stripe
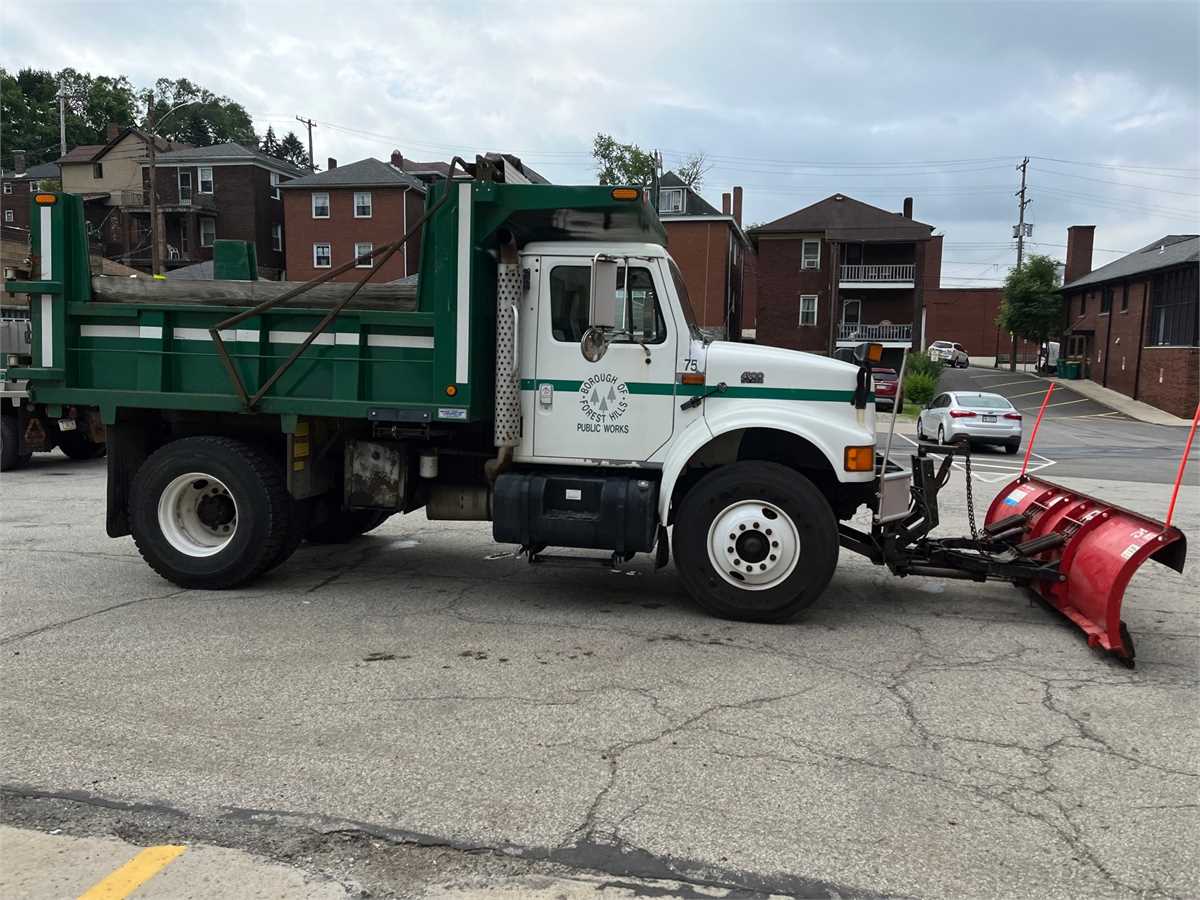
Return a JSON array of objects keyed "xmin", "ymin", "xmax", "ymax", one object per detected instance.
[
  {"xmin": 81, "ymin": 324, "xmax": 139, "ymax": 338},
  {"xmin": 40, "ymin": 295, "xmax": 53, "ymax": 367},
  {"xmin": 173, "ymin": 328, "xmax": 261, "ymax": 342},
  {"xmin": 141, "ymin": 325, "xmax": 163, "ymax": 339},
  {"xmin": 335, "ymin": 332, "xmax": 360, "ymax": 346},
  {"xmin": 367, "ymin": 334, "xmax": 434, "ymax": 349},
  {"xmin": 40, "ymin": 207, "xmax": 52, "ymax": 280},
  {"xmin": 268, "ymin": 330, "xmax": 335, "ymax": 346},
  {"xmin": 455, "ymin": 182, "xmax": 471, "ymax": 383}
]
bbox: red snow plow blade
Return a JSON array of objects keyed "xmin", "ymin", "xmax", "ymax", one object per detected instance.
[{"xmin": 985, "ymin": 475, "xmax": 1187, "ymax": 664}]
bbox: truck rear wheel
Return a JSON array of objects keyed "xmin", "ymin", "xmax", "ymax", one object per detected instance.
[
  {"xmin": 305, "ymin": 509, "xmax": 391, "ymax": 544},
  {"xmin": 129, "ymin": 436, "xmax": 291, "ymax": 589},
  {"xmin": 672, "ymin": 461, "xmax": 839, "ymax": 623},
  {"xmin": 1, "ymin": 415, "xmax": 32, "ymax": 472}
]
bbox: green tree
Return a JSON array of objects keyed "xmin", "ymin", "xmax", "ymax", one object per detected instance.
[
  {"xmin": 592, "ymin": 133, "xmax": 656, "ymax": 185},
  {"xmin": 259, "ymin": 125, "xmax": 281, "ymax": 157},
  {"xmin": 146, "ymin": 77, "xmax": 255, "ymax": 146},
  {"xmin": 277, "ymin": 131, "xmax": 311, "ymax": 170},
  {"xmin": 997, "ymin": 254, "xmax": 1063, "ymax": 371}
]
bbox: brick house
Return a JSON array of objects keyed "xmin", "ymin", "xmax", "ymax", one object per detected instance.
[
  {"xmin": 278, "ymin": 156, "xmax": 428, "ymax": 283},
  {"xmin": 134, "ymin": 143, "xmax": 303, "ymax": 277},
  {"xmin": 749, "ymin": 194, "xmax": 935, "ymax": 364},
  {"xmin": 1061, "ymin": 227, "xmax": 1198, "ymax": 417},
  {"xmin": 655, "ymin": 172, "xmax": 752, "ymax": 338},
  {"xmin": 1, "ymin": 152, "xmax": 60, "ymax": 232}
]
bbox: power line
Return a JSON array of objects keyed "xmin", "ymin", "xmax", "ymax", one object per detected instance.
[
  {"xmin": 1030, "ymin": 164, "xmax": 1200, "ymax": 198},
  {"xmin": 1029, "ymin": 155, "xmax": 1200, "ymax": 180}
]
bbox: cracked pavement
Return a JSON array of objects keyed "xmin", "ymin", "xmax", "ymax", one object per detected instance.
[{"xmin": 1, "ymin": 453, "xmax": 1197, "ymax": 898}]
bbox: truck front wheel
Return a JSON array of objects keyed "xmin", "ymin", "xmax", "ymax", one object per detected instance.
[
  {"xmin": 673, "ymin": 461, "xmax": 839, "ymax": 623},
  {"xmin": 129, "ymin": 436, "xmax": 291, "ymax": 589},
  {"xmin": 57, "ymin": 429, "xmax": 106, "ymax": 460}
]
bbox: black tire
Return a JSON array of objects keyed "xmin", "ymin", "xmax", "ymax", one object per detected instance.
[
  {"xmin": 263, "ymin": 497, "xmax": 312, "ymax": 573},
  {"xmin": 57, "ymin": 429, "xmax": 106, "ymax": 460},
  {"xmin": 938, "ymin": 424, "xmax": 946, "ymax": 445},
  {"xmin": 305, "ymin": 508, "xmax": 391, "ymax": 544},
  {"xmin": 672, "ymin": 461, "xmax": 839, "ymax": 623},
  {"xmin": 1005, "ymin": 440, "xmax": 1020, "ymax": 455},
  {"xmin": 916, "ymin": 416, "xmax": 925, "ymax": 440},
  {"xmin": 1, "ymin": 415, "xmax": 32, "ymax": 472},
  {"xmin": 129, "ymin": 436, "xmax": 291, "ymax": 590}
]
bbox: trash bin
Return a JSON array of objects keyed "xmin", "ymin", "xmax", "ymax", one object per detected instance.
[{"xmin": 1060, "ymin": 361, "xmax": 1081, "ymax": 380}]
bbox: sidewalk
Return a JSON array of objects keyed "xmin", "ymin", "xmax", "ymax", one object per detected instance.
[{"xmin": 1043, "ymin": 375, "xmax": 1192, "ymax": 426}]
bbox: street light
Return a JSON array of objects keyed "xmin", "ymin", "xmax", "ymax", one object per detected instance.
[{"xmin": 144, "ymin": 99, "xmax": 199, "ymax": 277}]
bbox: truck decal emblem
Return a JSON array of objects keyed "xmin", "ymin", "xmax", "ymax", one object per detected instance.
[
  {"xmin": 578, "ymin": 373, "xmax": 630, "ymax": 434},
  {"xmin": 740, "ymin": 371, "xmax": 765, "ymax": 384}
]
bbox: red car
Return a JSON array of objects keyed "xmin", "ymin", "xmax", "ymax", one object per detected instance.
[{"xmin": 873, "ymin": 367, "xmax": 901, "ymax": 410}]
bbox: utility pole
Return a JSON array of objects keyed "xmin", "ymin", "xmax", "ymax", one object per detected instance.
[
  {"xmin": 296, "ymin": 116, "xmax": 317, "ymax": 172},
  {"xmin": 148, "ymin": 106, "xmax": 161, "ymax": 278},
  {"xmin": 57, "ymin": 91, "xmax": 67, "ymax": 157},
  {"xmin": 1009, "ymin": 156, "xmax": 1032, "ymax": 370}
]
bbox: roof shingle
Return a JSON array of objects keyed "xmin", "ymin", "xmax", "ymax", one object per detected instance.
[
  {"xmin": 752, "ymin": 194, "xmax": 933, "ymax": 242},
  {"xmin": 1064, "ymin": 235, "xmax": 1199, "ymax": 290},
  {"xmin": 277, "ymin": 157, "xmax": 426, "ymax": 191}
]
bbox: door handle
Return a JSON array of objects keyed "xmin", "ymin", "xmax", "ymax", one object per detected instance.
[{"xmin": 511, "ymin": 304, "xmax": 520, "ymax": 378}]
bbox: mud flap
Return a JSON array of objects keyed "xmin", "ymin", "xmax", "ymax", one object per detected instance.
[{"xmin": 985, "ymin": 475, "xmax": 1188, "ymax": 665}]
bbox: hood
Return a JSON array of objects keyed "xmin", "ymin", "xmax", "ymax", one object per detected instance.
[{"xmin": 702, "ymin": 341, "xmax": 860, "ymax": 392}]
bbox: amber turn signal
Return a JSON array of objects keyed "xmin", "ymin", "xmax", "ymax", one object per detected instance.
[
  {"xmin": 445, "ymin": 384, "xmax": 458, "ymax": 397},
  {"xmin": 844, "ymin": 445, "xmax": 875, "ymax": 472},
  {"xmin": 35, "ymin": 193, "xmax": 58, "ymax": 205},
  {"xmin": 611, "ymin": 188, "xmax": 639, "ymax": 201},
  {"xmin": 680, "ymin": 373, "xmax": 705, "ymax": 385}
]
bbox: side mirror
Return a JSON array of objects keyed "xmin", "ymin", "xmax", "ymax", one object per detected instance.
[{"xmin": 589, "ymin": 256, "xmax": 619, "ymax": 329}]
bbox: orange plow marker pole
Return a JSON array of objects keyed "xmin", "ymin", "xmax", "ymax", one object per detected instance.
[
  {"xmin": 1021, "ymin": 382, "xmax": 1056, "ymax": 477},
  {"xmin": 1166, "ymin": 401, "xmax": 1200, "ymax": 528}
]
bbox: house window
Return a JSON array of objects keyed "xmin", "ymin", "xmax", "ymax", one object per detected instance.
[
  {"xmin": 270, "ymin": 172, "xmax": 281, "ymax": 200},
  {"xmin": 1147, "ymin": 266, "xmax": 1199, "ymax": 347},
  {"xmin": 798, "ymin": 294, "xmax": 818, "ymax": 326},
  {"xmin": 658, "ymin": 189, "xmax": 683, "ymax": 214},
  {"xmin": 353, "ymin": 192, "xmax": 373, "ymax": 218},
  {"xmin": 354, "ymin": 242, "xmax": 374, "ymax": 267},
  {"xmin": 271, "ymin": 223, "xmax": 282, "ymax": 251},
  {"xmin": 1075, "ymin": 294, "xmax": 1084, "ymax": 317},
  {"xmin": 2, "ymin": 183, "xmax": 11, "ymax": 195},
  {"xmin": 178, "ymin": 170, "xmax": 193, "ymax": 203},
  {"xmin": 1100, "ymin": 285, "xmax": 1112, "ymax": 315},
  {"xmin": 311, "ymin": 192, "xmax": 330, "ymax": 218},
  {"xmin": 313, "ymin": 242, "xmax": 332, "ymax": 268},
  {"xmin": 1119, "ymin": 285, "xmax": 1129, "ymax": 312},
  {"xmin": 801, "ymin": 239, "xmax": 820, "ymax": 270},
  {"xmin": 199, "ymin": 166, "xmax": 214, "ymax": 194},
  {"xmin": 842, "ymin": 298, "xmax": 861, "ymax": 327},
  {"xmin": 199, "ymin": 218, "xmax": 216, "ymax": 247},
  {"xmin": 3, "ymin": 209, "xmax": 12, "ymax": 223},
  {"xmin": 93, "ymin": 163, "xmax": 103, "ymax": 179}
]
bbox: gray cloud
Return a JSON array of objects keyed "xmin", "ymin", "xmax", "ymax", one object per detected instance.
[{"xmin": 4, "ymin": 0, "xmax": 1196, "ymax": 281}]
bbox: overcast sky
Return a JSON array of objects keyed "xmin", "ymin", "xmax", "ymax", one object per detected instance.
[{"xmin": 5, "ymin": 1, "xmax": 1197, "ymax": 284}]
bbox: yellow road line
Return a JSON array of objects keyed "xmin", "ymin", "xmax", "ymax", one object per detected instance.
[{"xmin": 77, "ymin": 845, "xmax": 186, "ymax": 900}]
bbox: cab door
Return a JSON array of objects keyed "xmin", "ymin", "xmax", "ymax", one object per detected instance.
[{"xmin": 530, "ymin": 257, "xmax": 677, "ymax": 462}]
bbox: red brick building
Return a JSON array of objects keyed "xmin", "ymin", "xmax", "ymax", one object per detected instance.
[
  {"xmin": 1, "ymin": 153, "xmax": 59, "ymax": 232},
  {"xmin": 749, "ymin": 194, "xmax": 935, "ymax": 364},
  {"xmin": 1061, "ymin": 228, "xmax": 1198, "ymax": 417},
  {"xmin": 656, "ymin": 172, "xmax": 752, "ymax": 338},
  {"xmin": 135, "ymin": 144, "xmax": 302, "ymax": 277},
  {"xmin": 279, "ymin": 157, "xmax": 427, "ymax": 283}
]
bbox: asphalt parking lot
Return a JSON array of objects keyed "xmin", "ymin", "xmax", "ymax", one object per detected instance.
[{"xmin": 2, "ymin": 450, "xmax": 1197, "ymax": 899}]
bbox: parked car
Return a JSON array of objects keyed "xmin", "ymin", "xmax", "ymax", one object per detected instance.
[
  {"xmin": 917, "ymin": 391, "xmax": 1023, "ymax": 454},
  {"xmin": 872, "ymin": 366, "xmax": 901, "ymax": 410},
  {"xmin": 928, "ymin": 340, "xmax": 969, "ymax": 368}
]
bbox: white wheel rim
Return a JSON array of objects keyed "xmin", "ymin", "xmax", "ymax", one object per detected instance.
[
  {"xmin": 157, "ymin": 472, "xmax": 238, "ymax": 557},
  {"xmin": 706, "ymin": 500, "xmax": 801, "ymax": 591}
]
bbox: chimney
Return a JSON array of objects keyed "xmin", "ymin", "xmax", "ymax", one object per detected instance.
[
  {"xmin": 390, "ymin": 150, "xmax": 404, "ymax": 170},
  {"xmin": 732, "ymin": 186, "xmax": 743, "ymax": 227},
  {"xmin": 12, "ymin": 150, "xmax": 26, "ymax": 175},
  {"xmin": 327, "ymin": 157, "xmax": 337, "ymax": 170},
  {"xmin": 902, "ymin": 197, "xmax": 913, "ymax": 219},
  {"xmin": 106, "ymin": 123, "xmax": 120, "ymax": 142},
  {"xmin": 722, "ymin": 192, "xmax": 731, "ymax": 215},
  {"xmin": 1064, "ymin": 225, "xmax": 1095, "ymax": 285}
]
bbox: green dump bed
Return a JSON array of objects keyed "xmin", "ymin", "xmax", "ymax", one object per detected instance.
[{"xmin": 8, "ymin": 181, "xmax": 665, "ymax": 426}]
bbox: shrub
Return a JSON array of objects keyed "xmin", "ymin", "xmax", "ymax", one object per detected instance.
[
  {"xmin": 903, "ymin": 370, "xmax": 938, "ymax": 406},
  {"xmin": 906, "ymin": 351, "xmax": 943, "ymax": 381}
]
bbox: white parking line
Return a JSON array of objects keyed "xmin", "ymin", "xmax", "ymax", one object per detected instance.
[
  {"xmin": 968, "ymin": 379, "xmax": 1041, "ymax": 389},
  {"xmin": 897, "ymin": 433, "xmax": 1055, "ymax": 483},
  {"xmin": 1005, "ymin": 388, "xmax": 1057, "ymax": 399}
]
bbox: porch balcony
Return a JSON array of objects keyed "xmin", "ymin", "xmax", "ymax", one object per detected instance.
[
  {"xmin": 839, "ymin": 263, "xmax": 915, "ymax": 288},
  {"xmin": 118, "ymin": 190, "xmax": 216, "ymax": 212},
  {"xmin": 835, "ymin": 322, "xmax": 913, "ymax": 347}
]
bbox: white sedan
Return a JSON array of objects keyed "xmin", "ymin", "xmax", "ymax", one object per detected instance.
[
  {"xmin": 917, "ymin": 391, "xmax": 1023, "ymax": 454},
  {"xmin": 928, "ymin": 340, "xmax": 969, "ymax": 368}
]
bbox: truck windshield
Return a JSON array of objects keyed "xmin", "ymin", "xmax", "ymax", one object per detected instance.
[{"xmin": 668, "ymin": 258, "xmax": 704, "ymax": 341}]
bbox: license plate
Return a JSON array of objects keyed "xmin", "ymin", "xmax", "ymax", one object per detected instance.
[{"xmin": 982, "ymin": 414, "xmax": 996, "ymax": 423}]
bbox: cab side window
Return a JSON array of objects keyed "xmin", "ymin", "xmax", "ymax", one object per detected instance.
[{"xmin": 549, "ymin": 265, "xmax": 666, "ymax": 345}]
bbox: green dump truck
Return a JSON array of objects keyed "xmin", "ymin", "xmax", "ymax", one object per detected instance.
[{"xmin": 7, "ymin": 162, "xmax": 1184, "ymax": 655}]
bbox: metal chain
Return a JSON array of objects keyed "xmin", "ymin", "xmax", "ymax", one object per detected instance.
[{"xmin": 964, "ymin": 452, "xmax": 979, "ymax": 540}]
